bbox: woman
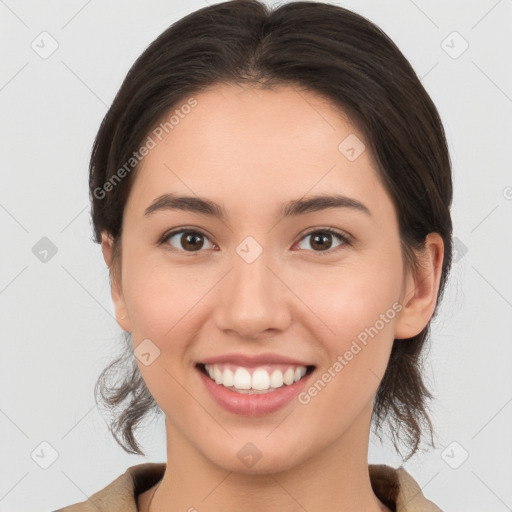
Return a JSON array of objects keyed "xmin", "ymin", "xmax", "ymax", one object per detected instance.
[{"xmin": 56, "ymin": 0, "xmax": 452, "ymax": 510}]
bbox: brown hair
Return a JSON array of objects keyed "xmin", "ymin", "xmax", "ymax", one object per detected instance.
[{"xmin": 91, "ymin": 0, "xmax": 453, "ymax": 462}]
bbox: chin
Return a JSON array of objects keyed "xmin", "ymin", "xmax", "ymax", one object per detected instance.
[{"xmin": 203, "ymin": 440, "xmax": 308, "ymax": 476}]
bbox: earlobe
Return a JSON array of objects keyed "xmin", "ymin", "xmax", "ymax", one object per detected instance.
[
  {"xmin": 394, "ymin": 233, "xmax": 444, "ymax": 340},
  {"xmin": 100, "ymin": 231, "xmax": 131, "ymax": 332}
]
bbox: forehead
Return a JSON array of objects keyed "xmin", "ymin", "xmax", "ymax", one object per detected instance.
[
  {"xmin": 125, "ymin": 83, "xmax": 393, "ymax": 224},
  {"xmin": 157, "ymin": 82, "xmax": 363, "ymax": 162}
]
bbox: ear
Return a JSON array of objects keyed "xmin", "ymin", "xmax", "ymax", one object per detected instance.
[
  {"xmin": 394, "ymin": 233, "xmax": 444, "ymax": 340},
  {"xmin": 101, "ymin": 231, "xmax": 131, "ymax": 332}
]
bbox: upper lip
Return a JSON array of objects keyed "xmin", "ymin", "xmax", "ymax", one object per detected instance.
[{"xmin": 198, "ymin": 352, "xmax": 314, "ymax": 367}]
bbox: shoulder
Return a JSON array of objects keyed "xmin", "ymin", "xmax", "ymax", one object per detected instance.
[{"xmin": 51, "ymin": 462, "xmax": 166, "ymax": 512}]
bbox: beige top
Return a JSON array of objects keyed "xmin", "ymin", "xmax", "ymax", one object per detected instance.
[{"xmin": 53, "ymin": 462, "xmax": 442, "ymax": 512}]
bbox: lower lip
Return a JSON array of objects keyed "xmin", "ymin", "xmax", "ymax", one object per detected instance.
[{"xmin": 196, "ymin": 366, "xmax": 314, "ymax": 417}]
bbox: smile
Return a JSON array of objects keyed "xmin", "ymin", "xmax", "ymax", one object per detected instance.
[
  {"xmin": 199, "ymin": 363, "xmax": 314, "ymax": 393},
  {"xmin": 196, "ymin": 362, "xmax": 316, "ymax": 416}
]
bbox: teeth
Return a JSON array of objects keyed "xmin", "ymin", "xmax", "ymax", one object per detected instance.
[
  {"xmin": 204, "ymin": 363, "xmax": 308, "ymax": 392},
  {"xmin": 223, "ymin": 367, "xmax": 234, "ymax": 387},
  {"xmin": 250, "ymin": 369, "xmax": 268, "ymax": 390},
  {"xmin": 233, "ymin": 367, "xmax": 251, "ymax": 389},
  {"xmin": 269, "ymin": 369, "xmax": 284, "ymax": 388},
  {"xmin": 283, "ymin": 367, "xmax": 295, "ymax": 385},
  {"xmin": 213, "ymin": 366, "xmax": 223, "ymax": 385}
]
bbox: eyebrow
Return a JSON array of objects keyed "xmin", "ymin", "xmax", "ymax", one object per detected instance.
[{"xmin": 144, "ymin": 192, "xmax": 371, "ymax": 220}]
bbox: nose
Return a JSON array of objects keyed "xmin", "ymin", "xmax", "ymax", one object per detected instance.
[{"xmin": 213, "ymin": 246, "xmax": 293, "ymax": 340}]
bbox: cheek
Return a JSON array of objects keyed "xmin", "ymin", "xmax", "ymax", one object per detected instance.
[
  {"xmin": 308, "ymin": 258, "xmax": 402, "ymax": 340},
  {"xmin": 122, "ymin": 250, "xmax": 205, "ymax": 336},
  {"xmin": 303, "ymin": 253, "xmax": 402, "ymax": 402},
  {"xmin": 122, "ymin": 258, "xmax": 202, "ymax": 408},
  {"xmin": 122, "ymin": 240, "xmax": 403, "ymax": 349},
  {"xmin": 297, "ymin": 274, "xmax": 400, "ymax": 437}
]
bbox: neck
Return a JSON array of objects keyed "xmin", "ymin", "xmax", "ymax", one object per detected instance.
[{"xmin": 148, "ymin": 402, "xmax": 390, "ymax": 512}]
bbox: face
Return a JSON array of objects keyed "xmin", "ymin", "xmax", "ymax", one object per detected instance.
[{"xmin": 103, "ymin": 83, "xmax": 422, "ymax": 474}]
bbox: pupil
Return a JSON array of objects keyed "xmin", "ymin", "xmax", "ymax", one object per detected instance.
[
  {"xmin": 183, "ymin": 233, "xmax": 203, "ymax": 251},
  {"xmin": 311, "ymin": 232, "xmax": 332, "ymax": 251}
]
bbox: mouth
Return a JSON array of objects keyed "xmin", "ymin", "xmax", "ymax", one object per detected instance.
[{"xmin": 195, "ymin": 362, "xmax": 316, "ymax": 395}]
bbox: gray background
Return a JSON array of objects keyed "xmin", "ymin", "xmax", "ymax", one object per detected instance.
[{"xmin": 1, "ymin": 0, "xmax": 511, "ymax": 511}]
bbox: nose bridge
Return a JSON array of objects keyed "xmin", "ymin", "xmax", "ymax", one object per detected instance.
[
  {"xmin": 231, "ymin": 240, "xmax": 277, "ymax": 309},
  {"xmin": 214, "ymin": 239, "xmax": 291, "ymax": 337}
]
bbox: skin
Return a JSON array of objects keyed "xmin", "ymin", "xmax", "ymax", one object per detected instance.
[{"xmin": 101, "ymin": 83, "xmax": 444, "ymax": 512}]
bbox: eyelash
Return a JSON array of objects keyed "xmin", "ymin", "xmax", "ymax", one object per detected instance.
[{"xmin": 159, "ymin": 227, "xmax": 352, "ymax": 256}]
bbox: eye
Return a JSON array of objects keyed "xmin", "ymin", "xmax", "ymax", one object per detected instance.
[
  {"xmin": 160, "ymin": 227, "xmax": 351, "ymax": 254},
  {"xmin": 161, "ymin": 229, "xmax": 216, "ymax": 253},
  {"xmin": 295, "ymin": 228, "xmax": 351, "ymax": 254}
]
